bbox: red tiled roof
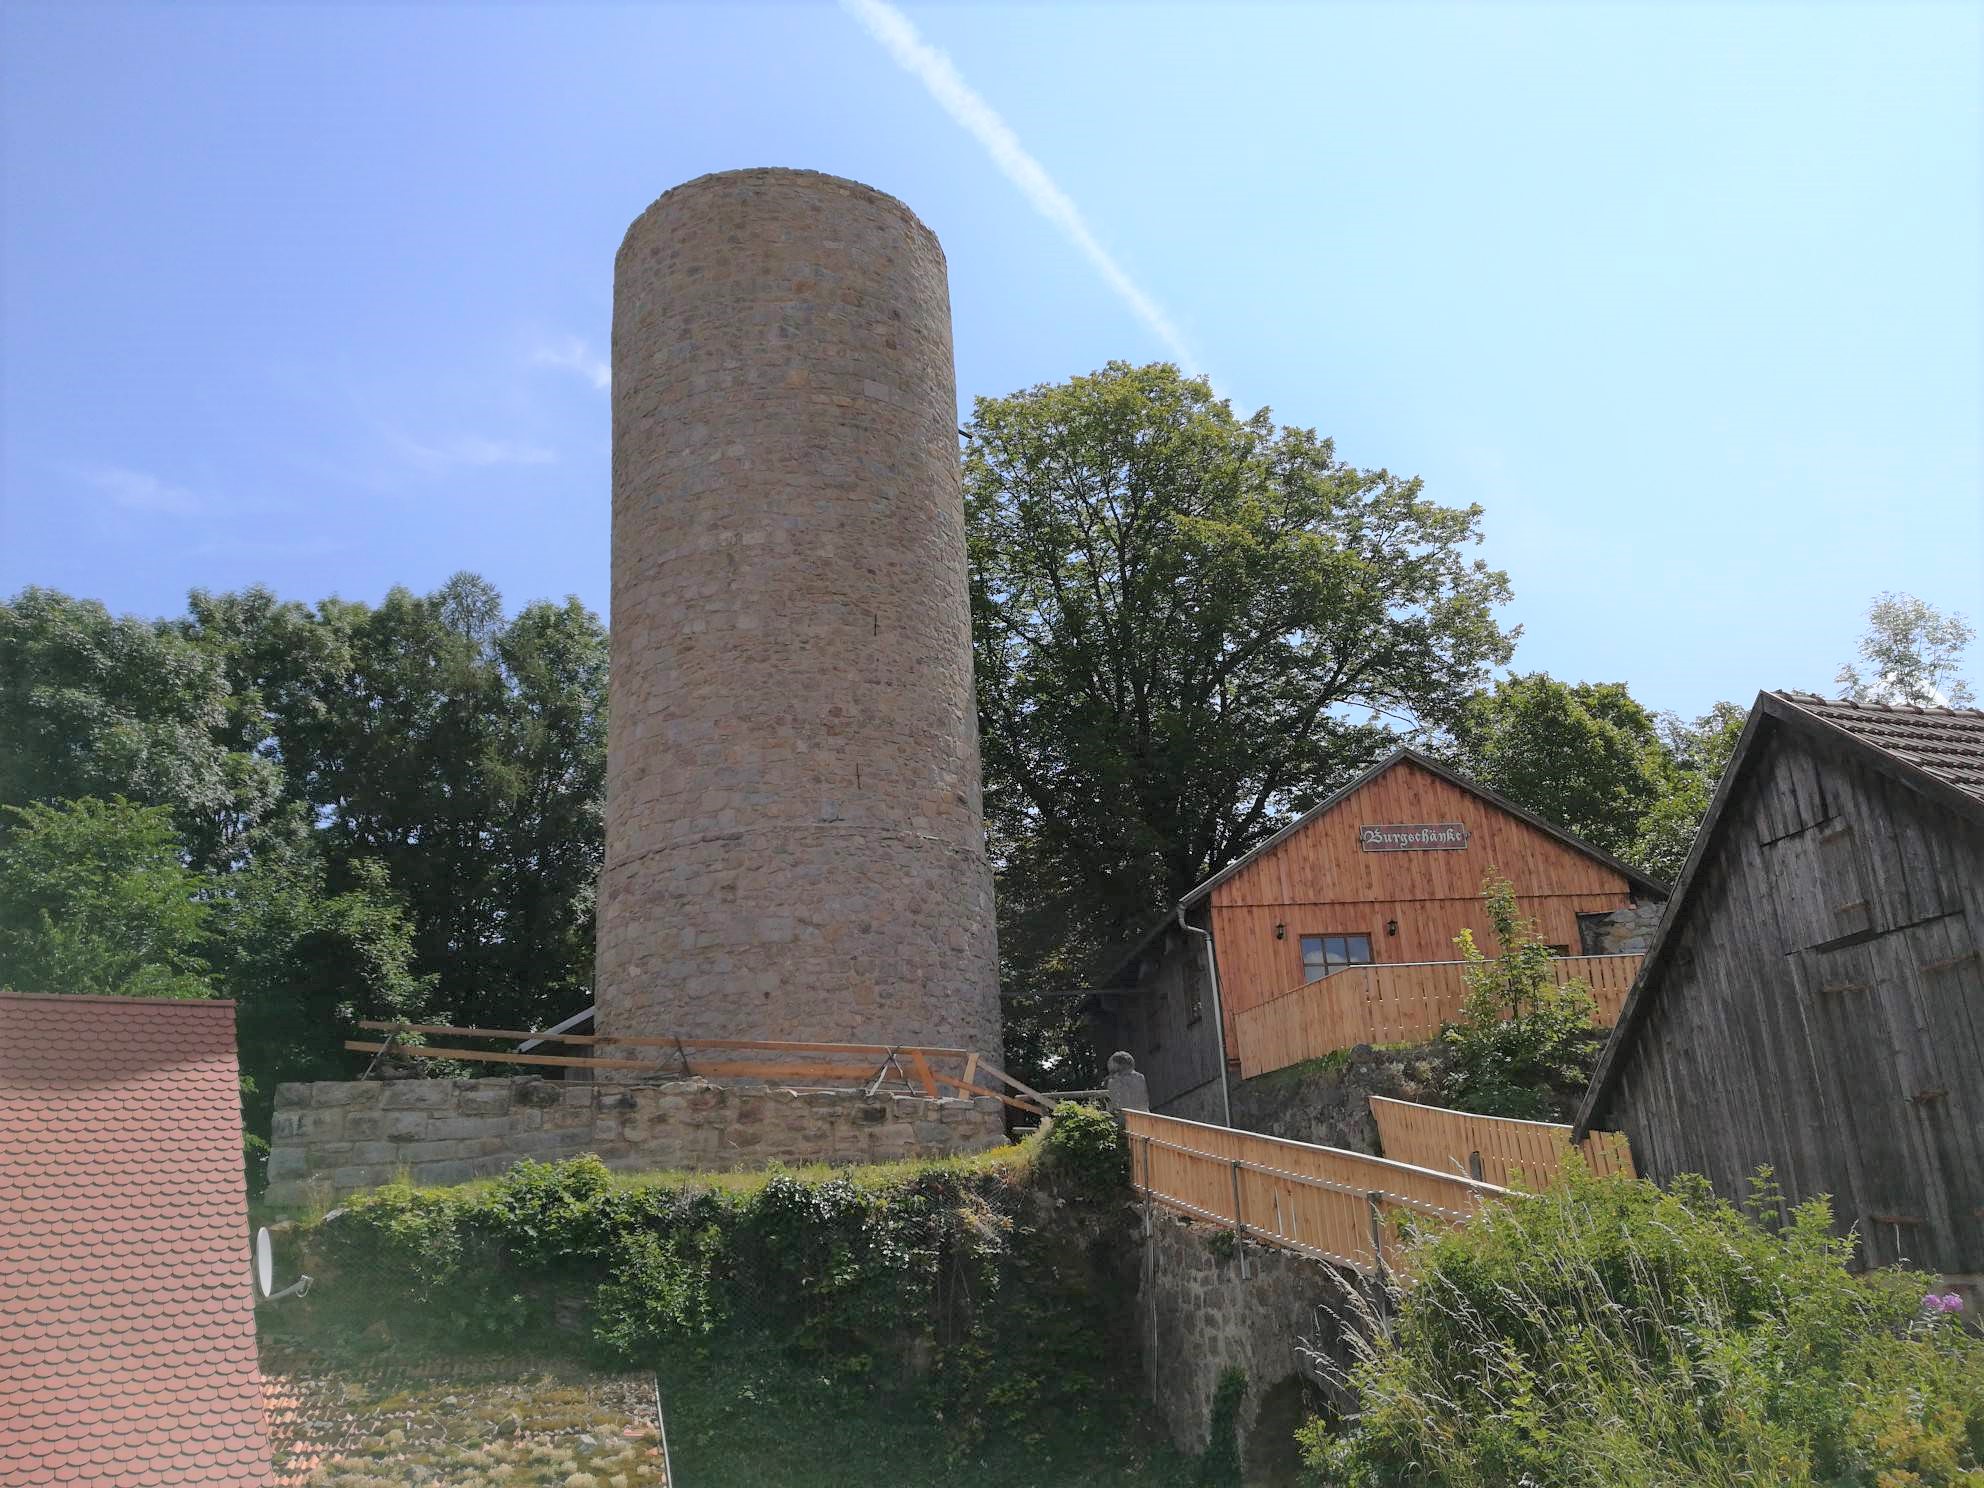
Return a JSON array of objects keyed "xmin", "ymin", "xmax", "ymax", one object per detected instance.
[{"xmin": 0, "ymin": 993, "xmax": 272, "ymax": 1487}]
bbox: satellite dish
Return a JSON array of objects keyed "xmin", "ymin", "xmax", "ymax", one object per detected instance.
[{"xmin": 253, "ymin": 1226, "xmax": 311, "ymax": 1302}]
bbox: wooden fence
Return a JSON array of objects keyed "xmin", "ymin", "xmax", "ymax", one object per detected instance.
[
  {"xmin": 344, "ymin": 1022, "xmax": 1052, "ymax": 1115},
  {"xmin": 1369, "ymin": 1096, "xmax": 1636, "ymax": 1186},
  {"xmin": 1123, "ymin": 1108, "xmax": 1501, "ymax": 1278},
  {"xmin": 1233, "ymin": 953, "xmax": 1643, "ymax": 1078}
]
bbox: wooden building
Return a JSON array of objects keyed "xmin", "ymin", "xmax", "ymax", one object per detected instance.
[
  {"xmin": 1576, "ymin": 692, "xmax": 1984, "ymax": 1280},
  {"xmin": 1095, "ymin": 747, "xmax": 1666, "ymax": 1120}
]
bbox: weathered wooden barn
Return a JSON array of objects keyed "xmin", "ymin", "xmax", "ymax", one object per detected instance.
[
  {"xmin": 1095, "ymin": 746, "xmax": 1667, "ymax": 1120},
  {"xmin": 1576, "ymin": 692, "xmax": 1984, "ymax": 1279}
]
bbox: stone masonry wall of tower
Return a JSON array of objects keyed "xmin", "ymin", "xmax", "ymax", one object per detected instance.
[{"xmin": 597, "ymin": 168, "xmax": 1003, "ymax": 1060}]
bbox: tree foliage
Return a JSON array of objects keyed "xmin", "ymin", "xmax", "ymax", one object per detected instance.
[
  {"xmin": 1440, "ymin": 875, "xmax": 1599, "ymax": 1120},
  {"xmin": 0, "ymin": 575, "xmax": 605, "ymax": 1170},
  {"xmin": 1836, "ymin": 590, "xmax": 1976, "ymax": 707},
  {"xmin": 966, "ymin": 362, "xmax": 1515, "ymax": 1034},
  {"xmin": 0, "ymin": 797, "xmax": 214, "ymax": 1000},
  {"xmin": 1438, "ymin": 676, "xmax": 1746, "ymax": 886}
]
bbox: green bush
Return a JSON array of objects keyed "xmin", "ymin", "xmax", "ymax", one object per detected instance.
[
  {"xmin": 592, "ymin": 1224, "xmax": 726, "ymax": 1358},
  {"xmin": 1199, "ymin": 1367, "xmax": 1247, "ymax": 1486},
  {"xmin": 1299, "ymin": 1166, "xmax": 1984, "ymax": 1487},
  {"xmin": 1441, "ymin": 875, "xmax": 1599, "ymax": 1119},
  {"xmin": 1042, "ymin": 1101, "xmax": 1129, "ymax": 1195}
]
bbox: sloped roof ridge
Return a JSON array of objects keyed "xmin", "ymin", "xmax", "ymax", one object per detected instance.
[{"xmin": 1772, "ymin": 688, "xmax": 1984, "ymax": 721}]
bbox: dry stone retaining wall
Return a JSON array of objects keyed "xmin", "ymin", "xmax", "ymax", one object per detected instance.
[{"xmin": 263, "ymin": 1076, "xmax": 1004, "ymax": 1206}]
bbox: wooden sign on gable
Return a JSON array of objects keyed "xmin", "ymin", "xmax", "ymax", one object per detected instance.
[{"xmin": 1358, "ymin": 821, "xmax": 1470, "ymax": 852}]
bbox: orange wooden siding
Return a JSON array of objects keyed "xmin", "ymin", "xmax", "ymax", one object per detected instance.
[
  {"xmin": 1369, "ymin": 1096, "xmax": 1636, "ymax": 1186},
  {"xmin": 1232, "ymin": 953, "xmax": 1641, "ymax": 1076},
  {"xmin": 1123, "ymin": 1107, "xmax": 1499, "ymax": 1277},
  {"xmin": 1206, "ymin": 757, "xmax": 1644, "ymax": 1052}
]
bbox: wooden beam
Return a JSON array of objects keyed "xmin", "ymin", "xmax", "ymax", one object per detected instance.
[
  {"xmin": 355, "ymin": 1021, "xmax": 970, "ymax": 1059},
  {"xmin": 928, "ymin": 1069, "xmax": 1049, "ymax": 1116},
  {"xmin": 905, "ymin": 1049, "xmax": 938, "ymax": 1098},
  {"xmin": 347, "ymin": 1041, "xmax": 919, "ymax": 1085},
  {"xmin": 973, "ymin": 1061, "xmax": 1056, "ymax": 1111}
]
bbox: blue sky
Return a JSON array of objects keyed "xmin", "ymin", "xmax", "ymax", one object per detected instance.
[{"xmin": 2, "ymin": 1, "xmax": 1978, "ymax": 720}]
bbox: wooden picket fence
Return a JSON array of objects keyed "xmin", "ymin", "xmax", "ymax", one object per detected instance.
[
  {"xmin": 1232, "ymin": 953, "xmax": 1643, "ymax": 1078},
  {"xmin": 1123, "ymin": 1108, "xmax": 1502, "ymax": 1279},
  {"xmin": 344, "ymin": 1021, "xmax": 1054, "ymax": 1116},
  {"xmin": 1368, "ymin": 1095, "xmax": 1635, "ymax": 1187}
]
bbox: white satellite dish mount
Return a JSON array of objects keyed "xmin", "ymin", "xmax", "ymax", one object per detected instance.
[{"xmin": 255, "ymin": 1226, "xmax": 312, "ymax": 1302}]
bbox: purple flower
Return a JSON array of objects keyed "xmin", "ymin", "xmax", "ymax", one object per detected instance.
[
  {"xmin": 1922, "ymin": 1292, "xmax": 1966, "ymax": 1315},
  {"xmin": 1942, "ymin": 1292, "xmax": 1965, "ymax": 1313}
]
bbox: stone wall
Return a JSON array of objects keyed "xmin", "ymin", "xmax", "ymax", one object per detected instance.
[
  {"xmin": 1577, "ymin": 897, "xmax": 1665, "ymax": 955},
  {"xmin": 1138, "ymin": 1209, "xmax": 1371, "ymax": 1474},
  {"xmin": 264, "ymin": 1076, "xmax": 1005, "ymax": 1206}
]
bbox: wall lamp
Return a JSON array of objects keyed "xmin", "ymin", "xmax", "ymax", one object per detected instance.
[
  {"xmin": 1274, "ymin": 921, "xmax": 1286, "ymax": 940},
  {"xmin": 1386, "ymin": 919, "xmax": 1399, "ymax": 937}
]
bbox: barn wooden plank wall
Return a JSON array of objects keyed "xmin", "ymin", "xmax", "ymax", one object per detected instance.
[
  {"xmin": 1206, "ymin": 758, "xmax": 1647, "ymax": 1053},
  {"xmin": 1232, "ymin": 953, "xmax": 1641, "ymax": 1078},
  {"xmin": 1370, "ymin": 1096, "xmax": 1635, "ymax": 1186},
  {"xmin": 1595, "ymin": 725, "xmax": 1984, "ymax": 1275},
  {"xmin": 1123, "ymin": 1108, "xmax": 1500, "ymax": 1278}
]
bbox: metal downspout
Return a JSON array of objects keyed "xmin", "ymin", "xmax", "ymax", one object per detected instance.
[{"xmin": 1177, "ymin": 906, "xmax": 1233, "ymax": 1126}]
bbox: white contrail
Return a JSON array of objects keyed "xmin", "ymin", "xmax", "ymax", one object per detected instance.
[{"xmin": 841, "ymin": 0, "xmax": 1203, "ymax": 377}]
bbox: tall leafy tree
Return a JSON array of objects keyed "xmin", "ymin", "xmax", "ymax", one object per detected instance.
[
  {"xmin": 965, "ymin": 361, "xmax": 1514, "ymax": 1004},
  {"xmin": 1836, "ymin": 591, "xmax": 1975, "ymax": 706},
  {"xmin": 0, "ymin": 588, "xmax": 280, "ymax": 867},
  {"xmin": 0, "ymin": 797, "xmax": 214, "ymax": 999},
  {"xmin": 1440, "ymin": 674, "xmax": 1673, "ymax": 863}
]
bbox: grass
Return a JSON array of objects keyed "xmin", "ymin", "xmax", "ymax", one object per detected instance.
[
  {"xmin": 653, "ymin": 1334, "xmax": 1195, "ymax": 1488},
  {"xmin": 255, "ymin": 1138, "xmax": 1034, "ymax": 1225}
]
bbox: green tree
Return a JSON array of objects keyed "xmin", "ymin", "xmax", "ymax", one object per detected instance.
[
  {"xmin": 210, "ymin": 842, "xmax": 432, "ymax": 1174},
  {"xmin": 0, "ymin": 797, "xmax": 213, "ymax": 999},
  {"xmin": 182, "ymin": 574, "xmax": 609, "ymax": 1031},
  {"xmin": 966, "ymin": 362, "xmax": 1514, "ymax": 1010},
  {"xmin": 0, "ymin": 588, "xmax": 280, "ymax": 867},
  {"xmin": 1441, "ymin": 875, "xmax": 1598, "ymax": 1119},
  {"xmin": 1627, "ymin": 699, "xmax": 1748, "ymax": 882},
  {"xmin": 1836, "ymin": 590, "xmax": 1976, "ymax": 706},
  {"xmin": 1441, "ymin": 673, "xmax": 1673, "ymax": 863}
]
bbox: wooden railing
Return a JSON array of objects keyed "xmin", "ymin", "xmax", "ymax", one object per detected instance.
[
  {"xmin": 1233, "ymin": 953, "xmax": 1643, "ymax": 1078},
  {"xmin": 1123, "ymin": 1108, "xmax": 1501, "ymax": 1278},
  {"xmin": 1369, "ymin": 1096, "xmax": 1635, "ymax": 1186},
  {"xmin": 344, "ymin": 1022, "xmax": 1053, "ymax": 1115}
]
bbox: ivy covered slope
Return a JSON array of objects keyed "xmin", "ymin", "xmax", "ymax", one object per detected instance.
[{"xmin": 267, "ymin": 1108, "xmax": 1194, "ymax": 1488}]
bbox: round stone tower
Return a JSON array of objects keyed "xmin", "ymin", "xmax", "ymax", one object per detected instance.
[{"xmin": 597, "ymin": 168, "xmax": 1002, "ymax": 1060}]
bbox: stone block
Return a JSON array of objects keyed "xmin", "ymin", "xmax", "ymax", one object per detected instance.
[
  {"xmin": 274, "ymin": 1082, "xmax": 313, "ymax": 1110},
  {"xmin": 381, "ymin": 1082, "xmax": 457, "ymax": 1111},
  {"xmin": 350, "ymin": 1141, "xmax": 403, "ymax": 1167},
  {"xmin": 299, "ymin": 1109, "xmax": 347, "ymax": 1141},
  {"xmin": 311, "ymin": 1081, "xmax": 373, "ymax": 1108},
  {"xmin": 343, "ymin": 1112, "xmax": 384, "ymax": 1141},
  {"xmin": 382, "ymin": 1110, "xmax": 436, "ymax": 1142},
  {"xmin": 266, "ymin": 1148, "xmax": 306, "ymax": 1180},
  {"xmin": 457, "ymin": 1085, "xmax": 515, "ymax": 1117},
  {"xmin": 429, "ymin": 1116, "xmax": 512, "ymax": 1142},
  {"xmin": 271, "ymin": 1111, "xmax": 303, "ymax": 1140}
]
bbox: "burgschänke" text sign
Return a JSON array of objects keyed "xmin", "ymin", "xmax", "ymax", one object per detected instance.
[{"xmin": 1358, "ymin": 822, "xmax": 1470, "ymax": 852}]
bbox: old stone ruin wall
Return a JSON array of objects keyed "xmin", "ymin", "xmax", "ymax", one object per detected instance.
[
  {"xmin": 1577, "ymin": 899, "xmax": 1665, "ymax": 955},
  {"xmin": 263, "ymin": 1075, "xmax": 1004, "ymax": 1207}
]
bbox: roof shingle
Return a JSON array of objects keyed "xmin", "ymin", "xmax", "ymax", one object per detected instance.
[
  {"xmin": 1773, "ymin": 691, "xmax": 1984, "ymax": 804},
  {"xmin": 0, "ymin": 993, "xmax": 271, "ymax": 1487}
]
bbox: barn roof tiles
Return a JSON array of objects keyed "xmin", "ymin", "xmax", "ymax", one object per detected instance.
[
  {"xmin": 1773, "ymin": 691, "xmax": 1984, "ymax": 805},
  {"xmin": 0, "ymin": 993, "xmax": 272, "ymax": 1487}
]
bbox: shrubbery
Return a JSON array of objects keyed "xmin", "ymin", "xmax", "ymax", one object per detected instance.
[
  {"xmin": 287, "ymin": 1127, "xmax": 1156, "ymax": 1465},
  {"xmin": 1441, "ymin": 876, "xmax": 1601, "ymax": 1120},
  {"xmin": 1299, "ymin": 1166, "xmax": 1984, "ymax": 1486}
]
